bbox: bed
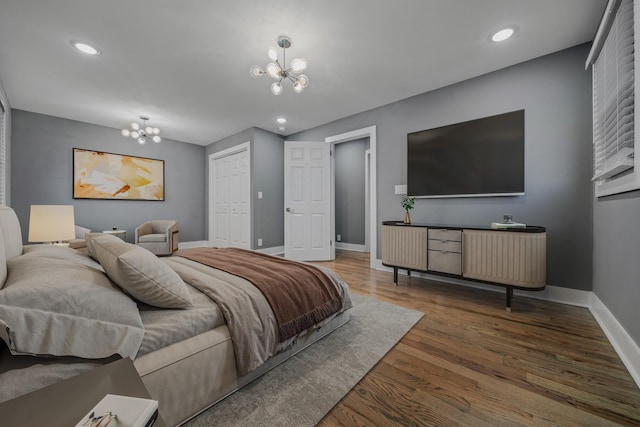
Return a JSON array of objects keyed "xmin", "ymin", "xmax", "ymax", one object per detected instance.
[{"xmin": 0, "ymin": 206, "xmax": 353, "ymax": 426}]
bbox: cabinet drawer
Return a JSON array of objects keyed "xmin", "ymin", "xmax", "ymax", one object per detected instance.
[
  {"xmin": 428, "ymin": 229, "xmax": 462, "ymax": 242},
  {"xmin": 428, "ymin": 250, "xmax": 462, "ymax": 275},
  {"xmin": 428, "ymin": 239, "xmax": 462, "ymax": 253}
]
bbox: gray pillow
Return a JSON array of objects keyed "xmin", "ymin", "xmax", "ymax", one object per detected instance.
[
  {"xmin": 87, "ymin": 234, "xmax": 193, "ymax": 309},
  {"xmin": 0, "ymin": 249, "xmax": 145, "ymax": 359}
]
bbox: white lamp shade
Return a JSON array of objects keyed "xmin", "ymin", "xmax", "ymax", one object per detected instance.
[
  {"xmin": 28, "ymin": 205, "xmax": 76, "ymax": 243},
  {"xmin": 121, "ymin": 129, "xmax": 130, "ymax": 137},
  {"xmin": 152, "ymin": 135, "xmax": 161, "ymax": 143},
  {"xmin": 267, "ymin": 47, "xmax": 278, "ymax": 61},
  {"xmin": 130, "ymin": 122, "xmax": 140, "ymax": 130}
]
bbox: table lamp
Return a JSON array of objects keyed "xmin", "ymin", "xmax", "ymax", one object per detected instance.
[{"xmin": 28, "ymin": 205, "xmax": 76, "ymax": 244}]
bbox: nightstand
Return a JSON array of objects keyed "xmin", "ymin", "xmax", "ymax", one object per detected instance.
[
  {"xmin": 102, "ymin": 229, "xmax": 127, "ymax": 241},
  {"xmin": 0, "ymin": 358, "xmax": 166, "ymax": 427}
]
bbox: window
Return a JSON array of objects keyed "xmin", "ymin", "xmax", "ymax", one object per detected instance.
[
  {"xmin": 0, "ymin": 97, "xmax": 6, "ymax": 206},
  {"xmin": 587, "ymin": 0, "xmax": 639, "ymax": 197}
]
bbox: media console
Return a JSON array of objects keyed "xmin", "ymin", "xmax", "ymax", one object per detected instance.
[{"xmin": 381, "ymin": 221, "xmax": 546, "ymax": 311}]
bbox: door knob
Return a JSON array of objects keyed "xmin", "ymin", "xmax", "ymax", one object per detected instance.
[{"xmin": 285, "ymin": 207, "xmax": 291, "ymax": 212}]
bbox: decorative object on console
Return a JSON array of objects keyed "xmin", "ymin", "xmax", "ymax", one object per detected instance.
[
  {"xmin": 73, "ymin": 148, "xmax": 165, "ymax": 201},
  {"xmin": 250, "ymin": 35, "xmax": 309, "ymax": 95},
  {"xmin": 401, "ymin": 196, "xmax": 415, "ymax": 224},
  {"xmin": 491, "ymin": 214, "xmax": 526, "ymax": 229},
  {"xmin": 121, "ymin": 116, "xmax": 161, "ymax": 144},
  {"xmin": 27, "ymin": 205, "xmax": 75, "ymax": 244}
]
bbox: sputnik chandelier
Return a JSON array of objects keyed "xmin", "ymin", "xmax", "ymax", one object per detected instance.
[
  {"xmin": 121, "ymin": 116, "xmax": 161, "ymax": 144},
  {"xmin": 250, "ymin": 36, "xmax": 309, "ymax": 95}
]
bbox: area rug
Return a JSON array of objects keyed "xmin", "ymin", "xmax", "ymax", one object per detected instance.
[{"xmin": 184, "ymin": 293, "xmax": 423, "ymax": 427}]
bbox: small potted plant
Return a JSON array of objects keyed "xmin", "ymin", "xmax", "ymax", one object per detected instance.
[{"xmin": 401, "ymin": 196, "xmax": 415, "ymax": 224}]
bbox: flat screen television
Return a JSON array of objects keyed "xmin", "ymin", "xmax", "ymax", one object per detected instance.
[{"xmin": 407, "ymin": 110, "xmax": 525, "ymax": 198}]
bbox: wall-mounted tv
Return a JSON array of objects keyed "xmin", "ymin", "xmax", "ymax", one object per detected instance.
[{"xmin": 407, "ymin": 110, "xmax": 525, "ymax": 198}]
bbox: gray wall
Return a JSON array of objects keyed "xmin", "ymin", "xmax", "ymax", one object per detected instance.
[
  {"xmin": 205, "ymin": 127, "xmax": 284, "ymax": 249},
  {"xmin": 335, "ymin": 138, "xmax": 368, "ymax": 245},
  {"xmin": 593, "ymin": 191, "xmax": 640, "ymax": 346},
  {"xmin": 290, "ymin": 44, "xmax": 594, "ymax": 291},
  {"xmin": 11, "ymin": 110, "xmax": 206, "ymax": 243}
]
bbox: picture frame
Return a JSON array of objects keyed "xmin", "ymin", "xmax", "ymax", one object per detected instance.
[{"xmin": 73, "ymin": 148, "xmax": 165, "ymax": 201}]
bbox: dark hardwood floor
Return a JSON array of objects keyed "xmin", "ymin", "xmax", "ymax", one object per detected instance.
[{"xmin": 312, "ymin": 251, "xmax": 640, "ymax": 426}]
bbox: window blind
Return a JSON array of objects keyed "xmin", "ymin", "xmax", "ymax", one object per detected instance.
[
  {"xmin": 592, "ymin": 0, "xmax": 635, "ymax": 182},
  {"xmin": 0, "ymin": 98, "xmax": 5, "ymax": 206}
]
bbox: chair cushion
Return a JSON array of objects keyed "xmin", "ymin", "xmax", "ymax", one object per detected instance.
[
  {"xmin": 87, "ymin": 234, "xmax": 193, "ymax": 309},
  {"xmin": 139, "ymin": 233, "xmax": 167, "ymax": 243}
]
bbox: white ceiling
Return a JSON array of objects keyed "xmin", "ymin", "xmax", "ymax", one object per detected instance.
[{"xmin": 0, "ymin": 0, "xmax": 605, "ymax": 146}]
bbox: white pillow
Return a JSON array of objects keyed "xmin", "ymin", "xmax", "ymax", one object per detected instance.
[{"xmin": 87, "ymin": 234, "xmax": 193, "ymax": 309}]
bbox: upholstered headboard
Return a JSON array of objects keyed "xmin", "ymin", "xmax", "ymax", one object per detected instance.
[
  {"xmin": 0, "ymin": 206, "xmax": 23, "ymax": 287},
  {"xmin": 0, "ymin": 206, "xmax": 23, "ymax": 261}
]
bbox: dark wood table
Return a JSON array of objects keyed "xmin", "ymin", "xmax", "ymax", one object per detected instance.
[{"xmin": 0, "ymin": 358, "xmax": 167, "ymax": 427}]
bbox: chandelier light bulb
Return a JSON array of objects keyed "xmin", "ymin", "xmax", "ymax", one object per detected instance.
[
  {"xmin": 297, "ymin": 74, "xmax": 309, "ymax": 88},
  {"xmin": 266, "ymin": 62, "xmax": 280, "ymax": 79},
  {"xmin": 267, "ymin": 47, "xmax": 278, "ymax": 61},
  {"xmin": 130, "ymin": 122, "xmax": 140, "ymax": 130},
  {"xmin": 250, "ymin": 65, "xmax": 264, "ymax": 78},
  {"xmin": 131, "ymin": 131, "xmax": 140, "ymax": 139},
  {"xmin": 152, "ymin": 135, "xmax": 161, "ymax": 143},
  {"xmin": 293, "ymin": 80, "xmax": 304, "ymax": 93},
  {"xmin": 152, "ymin": 127, "xmax": 160, "ymax": 135},
  {"xmin": 144, "ymin": 126, "xmax": 152, "ymax": 135},
  {"xmin": 290, "ymin": 58, "xmax": 307, "ymax": 73},
  {"xmin": 138, "ymin": 137, "xmax": 146, "ymax": 144},
  {"xmin": 271, "ymin": 82, "xmax": 283, "ymax": 95},
  {"xmin": 121, "ymin": 129, "xmax": 130, "ymax": 137}
]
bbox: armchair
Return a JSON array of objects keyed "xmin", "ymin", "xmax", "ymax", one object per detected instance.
[{"xmin": 134, "ymin": 220, "xmax": 179, "ymax": 256}]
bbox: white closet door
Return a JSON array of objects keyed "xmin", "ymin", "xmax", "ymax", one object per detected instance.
[
  {"xmin": 228, "ymin": 150, "xmax": 250, "ymax": 249},
  {"xmin": 211, "ymin": 148, "xmax": 250, "ymax": 249}
]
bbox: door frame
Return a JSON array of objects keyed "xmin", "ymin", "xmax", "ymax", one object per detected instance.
[
  {"xmin": 326, "ymin": 126, "xmax": 377, "ymax": 268},
  {"xmin": 208, "ymin": 142, "xmax": 251, "ymax": 246}
]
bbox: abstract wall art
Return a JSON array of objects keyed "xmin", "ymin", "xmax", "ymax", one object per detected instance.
[{"xmin": 73, "ymin": 148, "xmax": 165, "ymax": 201}]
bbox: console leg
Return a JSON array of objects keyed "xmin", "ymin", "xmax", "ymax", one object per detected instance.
[
  {"xmin": 407, "ymin": 269, "xmax": 411, "ymax": 278},
  {"xmin": 393, "ymin": 267, "xmax": 398, "ymax": 286},
  {"xmin": 506, "ymin": 287, "xmax": 513, "ymax": 312}
]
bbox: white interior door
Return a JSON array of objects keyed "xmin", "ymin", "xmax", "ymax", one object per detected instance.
[
  {"xmin": 284, "ymin": 141, "xmax": 332, "ymax": 261},
  {"xmin": 209, "ymin": 145, "xmax": 250, "ymax": 249}
]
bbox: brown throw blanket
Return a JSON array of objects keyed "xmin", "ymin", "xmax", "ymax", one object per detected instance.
[{"xmin": 175, "ymin": 248, "xmax": 343, "ymax": 341}]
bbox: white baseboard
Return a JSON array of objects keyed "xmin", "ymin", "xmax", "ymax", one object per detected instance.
[
  {"xmin": 178, "ymin": 240, "xmax": 210, "ymax": 249},
  {"xmin": 255, "ymin": 245, "xmax": 285, "ymax": 256},
  {"xmin": 335, "ymin": 242, "xmax": 366, "ymax": 252},
  {"xmin": 589, "ymin": 295, "xmax": 640, "ymax": 388},
  {"xmin": 373, "ymin": 259, "xmax": 640, "ymax": 388}
]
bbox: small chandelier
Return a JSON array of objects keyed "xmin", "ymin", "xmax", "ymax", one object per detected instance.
[
  {"xmin": 250, "ymin": 36, "xmax": 309, "ymax": 95},
  {"xmin": 121, "ymin": 116, "xmax": 161, "ymax": 144}
]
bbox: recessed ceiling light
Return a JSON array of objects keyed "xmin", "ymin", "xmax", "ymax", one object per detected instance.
[
  {"xmin": 276, "ymin": 117, "xmax": 287, "ymax": 124},
  {"xmin": 278, "ymin": 126, "xmax": 286, "ymax": 132},
  {"xmin": 491, "ymin": 27, "xmax": 515, "ymax": 42},
  {"xmin": 72, "ymin": 41, "xmax": 101, "ymax": 55}
]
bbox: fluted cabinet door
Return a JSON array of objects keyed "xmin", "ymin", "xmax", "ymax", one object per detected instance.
[
  {"xmin": 463, "ymin": 229, "xmax": 546, "ymax": 288},
  {"xmin": 382, "ymin": 226, "xmax": 427, "ymax": 271}
]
